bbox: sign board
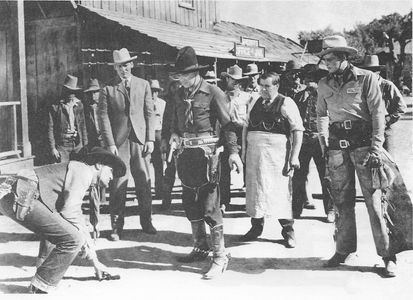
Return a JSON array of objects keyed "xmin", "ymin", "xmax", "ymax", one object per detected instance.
[
  {"xmin": 234, "ymin": 43, "xmax": 265, "ymax": 59},
  {"xmin": 240, "ymin": 37, "xmax": 260, "ymax": 47}
]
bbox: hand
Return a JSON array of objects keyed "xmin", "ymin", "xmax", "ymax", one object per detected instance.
[
  {"xmin": 52, "ymin": 148, "xmax": 61, "ymax": 161},
  {"xmin": 143, "ymin": 141, "xmax": 154, "ymax": 155},
  {"xmin": 289, "ymin": 155, "xmax": 300, "ymax": 170},
  {"xmin": 108, "ymin": 145, "xmax": 118, "ymax": 156},
  {"xmin": 362, "ymin": 150, "xmax": 382, "ymax": 168},
  {"xmin": 228, "ymin": 153, "xmax": 243, "ymax": 174},
  {"xmin": 169, "ymin": 133, "xmax": 180, "ymax": 146}
]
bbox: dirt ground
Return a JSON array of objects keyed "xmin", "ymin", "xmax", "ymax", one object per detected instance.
[{"xmin": 0, "ymin": 97, "xmax": 412, "ymax": 300}]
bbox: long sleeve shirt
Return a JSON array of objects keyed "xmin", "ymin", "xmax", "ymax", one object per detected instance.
[
  {"xmin": 171, "ymin": 79, "xmax": 238, "ymax": 154},
  {"xmin": 316, "ymin": 65, "xmax": 385, "ymax": 151},
  {"xmin": 378, "ymin": 75, "xmax": 407, "ymax": 127}
]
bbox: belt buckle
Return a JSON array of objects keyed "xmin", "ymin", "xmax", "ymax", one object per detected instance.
[
  {"xmin": 343, "ymin": 120, "xmax": 352, "ymax": 130},
  {"xmin": 339, "ymin": 139, "xmax": 349, "ymax": 149}
]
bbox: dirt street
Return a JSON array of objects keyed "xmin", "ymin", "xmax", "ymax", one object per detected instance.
[{"xmin": 0, "ymin": 97, "xmax": 412, "ymax": 300}]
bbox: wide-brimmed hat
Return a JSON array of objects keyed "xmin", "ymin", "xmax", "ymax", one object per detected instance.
[
  {"xmin": 301, "ymin": 64, "xmax": 329, "ymax": 81},
  {"xmin": 284, "ymin": 60, "xmax": 302, "ymax": 73},
  {"xmin": 171, "ymin": 46, "xmax": 209, "ymax": 75},
  {"xmin": 113, "ymin": 48, "xmax": 137, "ymax": 65},
  {"xmin": 221, "ymin": 65, "xmax": 249, "ymax": 80},
  {"xmin": 150, "ymin": 79, "xmax": 163, "ymax": 91},
  {"xmin": 62, "ymin": 75, "xmax": 82, "ymax": 91},
  {"xmin": 359, "ymin": 55, "xmax": 385, "ymax": 71},
  {"xmin": 317, "ymin": 35, "xmax": 358, "ymax": 57},
  {"xmin": 73, "ymin": 145, "xmax": 126, "ymax": 178},
  {"xmin": 204, "ymin": 70, "xmax": 221, "ymax": 83},
  {"xmin": 243, "ymin": 63, "xmax": 261, "ymax": 76},
  {"xmin": 83, "ymin": 78, "xmax": 100, "ymax": 93}
]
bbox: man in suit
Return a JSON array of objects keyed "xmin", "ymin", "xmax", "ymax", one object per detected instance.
[{"xmin": 98, "ymin": 48, "xmax": 156, "ymax": 241}]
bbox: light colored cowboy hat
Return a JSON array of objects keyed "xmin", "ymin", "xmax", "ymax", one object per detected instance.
[
  {"xmin": 317, "ymin": 35, "xmax": 358, "ymax": 57},
  {"xmin": 62, "ymin": 75, "xmax": 82, "ymax": 91},
  {"xmin": 113, "ymin": 48, "xmax": 137, "ymax": 65},
  {"xmin": 221, "ymin": 65, "xmax": 249, "ymax": 80},
  {"xmin": 359, "ymin": 55, "xmax": 385, "ymax": 71},
  {"xmin": 83, "ymin": 78, "xmax": 100, "ymax": 93},
  {"xmin": 243, "ymin": 63, "xmax": 261, "ymax": 76},
  {"xmin": 204, "ymin": 70, "xmax": 221, "ymax": 83},
  {"xmin": 170, "ymin": 46, "xmax": 209, "ymax": 75},
  {"xmin": 150, "ymin": 79, "xmax": 163, "ymax": 91}
]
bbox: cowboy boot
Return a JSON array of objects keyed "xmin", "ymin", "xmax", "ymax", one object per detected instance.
[
  {"xmin": 177, "ymin": 220, "xmax": 210, "ymax": 263},
  {"xmin": 280, "ymin": 219, "xmax": 296, "ymax": 248},
  {"xmin": 239, "ymin": 218, "xmax": 264, "ymax": 242},
  {"xmin": 383, "ymin": 255, "xmax": 397, "ymax": 277},
  {"xmin": 203, "ymin": 224, "xmax": 230, "ymax": 280},
  {"xmin": 108, "ymin": 215, "xmax": 124, "ymax": 241}
]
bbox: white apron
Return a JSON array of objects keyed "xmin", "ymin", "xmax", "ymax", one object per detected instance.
[{"xmin": 245, "ymin": 131, "xmax": 292, "ymax": 219}]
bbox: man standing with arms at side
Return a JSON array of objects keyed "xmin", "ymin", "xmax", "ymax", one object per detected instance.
[{"xmin": 98, "ymin": 48, "xmax": 156, "ymax": 241}]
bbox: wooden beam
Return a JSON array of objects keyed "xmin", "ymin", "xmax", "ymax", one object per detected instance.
[{"xmin": 17, "ymin": 0, "xmax": 31, "ymax": 157}]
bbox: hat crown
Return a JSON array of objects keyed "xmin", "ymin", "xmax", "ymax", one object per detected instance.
[
  {"xmin": 150, "ymin": 79, "xmax": 161, "ymax": 90},
  {"xmin": 363, "ymin": 55, "xmax": 380, "ymax": 67},
  {"xmin": 205, "ymin": 70, "xmax": 217, "ymax": 79},
  {"xmin": 227, "ymin": 65, "xmax": 243, "ymax": 77},
  {"xmin": 322, "ymin": 35, "xmax": 349, "ymax": 50},
  {"xmin": 63, "ymin": 75, "xmax": 80, "ymax": 90},
  {"xmin": 245, "ymin": 63, "xmax": 259, "ymax": 74},
  {"xmin": 175, "ymin": 46, "xmax": 199, "ymax": 72},
  {"xmin": 113, "ymin": 48, "xmax": 135, "ymax": 64},
  {"xmin": 285, "ymin": 60, "xmax": 302, "ymax": 71}
]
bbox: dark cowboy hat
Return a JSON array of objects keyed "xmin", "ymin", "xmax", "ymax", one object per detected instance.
[
  {"xmin": 302, "ymin": 64, "xmax": 329, "ymax": 81},
  {"xmin": 359, "ymin": 55, "xmax": 385, "ymax": 71},
  {"xmin": 284, "ymin": 60, "xmax": 303, "ymax": 74},
  {"xmin": 84, "ymin": 78, "xmax": 100, "ymax": 93},
  {"xmin": 62, "ymin": 75, "xmax": 82, "ymax": 91},
  {"xmin": 170, "ymin": 46, "xmax": 209, "ymax": 75},
  {"xmin": 73, "ymin": 145, "xmax": 126, "ymax": 178}
]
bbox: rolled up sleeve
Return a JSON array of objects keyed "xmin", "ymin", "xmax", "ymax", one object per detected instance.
[{"xmin": 281, "ymin": 97, "xmax": 304, "ymax": 132}]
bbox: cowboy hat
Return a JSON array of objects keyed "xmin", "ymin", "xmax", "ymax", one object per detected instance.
[
  {"xmin": 62, "ymin": 75, "xmax": 82, "ymax": 91},
  {"xmin": 359, "ymin": 55, "xmax": 385, "ymax": 71},
  {"xmin": 204, "ymin": 70, "xmax": 221, "ymax": 83},
  {"xmin": 284, "ymin": 60, "xmax": 302, "ymax": 73},
  {"xmin": 113, "ymin": 48, "xmax": 137, "ymax": 65},
  {"xmin": 150, "ymin": 79, "xmax": 163, "ymax": 91},
  {"xmin": 83, "ymin": 78, "xmax": 100, "ymax": 93},
  {"xmin": 170, "ymin": 46, "xmax": 209, "ymax": 75},
  {"xmin": 221, "ymin": 65, "xmax": 249, "ymax": 80},
  {"xmin": 73, "ymin": 145, "xmax": 126, "ymax": 178},
  {"xmin": 317, "ymin": 35, "xmax": 358, "ymax": 57},
  {"xmin": 243, "ymin": 63, "xmax": 261, "ymax": 76}
]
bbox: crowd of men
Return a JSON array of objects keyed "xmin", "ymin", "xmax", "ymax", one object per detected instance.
[{"xmin": 0, "ymin": 35, "xmax": 412, "ymax": 293}]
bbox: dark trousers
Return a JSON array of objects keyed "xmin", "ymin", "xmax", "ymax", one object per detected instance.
[
  {"xmin": 292, "ymin": 135, "xmax": 333, "ymax": 216},
  {"xmin": 163, "ymin": 154, "xmax": 177, "ymax": 196},
  {"xmin": 152, "ymin": 130, "xmax": 164, "ymax": 195},
  {"xmin": 109, "ymin": 138, "xmax": 153, "ymax": 230},
  {"xmin": 177, "ymin": 148, "xmax": 222, "ymax": 227},
  {"xmin": 55, "ymin": 140, "xmax": 82, "ymax": 163}
]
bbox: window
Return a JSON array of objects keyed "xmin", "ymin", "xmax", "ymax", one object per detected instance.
[{"xmin": 178, "ymin": 0, "xmax": 195, "ymax": 10}]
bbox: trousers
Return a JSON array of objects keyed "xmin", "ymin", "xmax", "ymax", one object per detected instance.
[{"xmin": 176, "ymin": 147, "xmax": 222, "ymax": 227}]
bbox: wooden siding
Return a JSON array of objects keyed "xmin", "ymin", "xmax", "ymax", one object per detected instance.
[{"xmin": 81, "ymin": 0, "xmax": 218, "ymax": 29}]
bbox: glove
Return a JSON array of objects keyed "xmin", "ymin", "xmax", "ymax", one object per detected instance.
[{"xmin": 362, "ymin": 151, "xmax": 382, "ymax": 169}]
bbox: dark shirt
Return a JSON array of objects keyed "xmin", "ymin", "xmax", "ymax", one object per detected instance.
[
  {"xmin": 294, "ymin": 86, "xmax": 318, "ymax": 134},
  {"xmin": 171, "ymin": 79, "xmax": 238, "ymax": 154}
]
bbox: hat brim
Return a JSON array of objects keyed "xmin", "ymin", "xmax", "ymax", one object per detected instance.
[
  {"xmin": 151, "ymin": 87, "xmax": 164, "ymax": 92},
  {"xmin": 221, "ymin": 73, "xmax": 249, "ymax": 80},
  {"xmin": 360, "ymin": 65, "xmax": 385, "ymax": 71},
  {"xmin": 243, "ymin": 71, "xmax": 260, "ymax": 76},
  {"xmin": 83, "ymin": 87, "xmax": 100, "ymax": 93},
  {"xmin": 63, "ymin": 85, "xmax": 82, "ymax": 91},
  {"xmin": 283, "ymin": 69, "xmax": 302, "ymax": 74},
  {"xmin": 113, "ymin": 56, "xmax": 138, "ymax": 65},
  {"xmin": 205, "ymin": 78, "xmax": 221, "ymax": 83},
  {"xmin": 170, "ymin": 64, "xmax": 210, "ymax": 75},
  {"xmin": 317, "ymin": 47, "xmax": 358, "ymax": 57}
]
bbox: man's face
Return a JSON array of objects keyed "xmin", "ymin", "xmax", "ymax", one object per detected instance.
[
  {"xmin": 151, "ymin": 89, "xmax": 159, "ymax": 100},
  {"xmin": 63, "ymin": 88, "xmax": 76, "ymax": 102},
  {"xmin": 173, "ymin": 72, "xmax": 197, "ymax": 88},
  {"xmin": 226, "ymin": 77, "xmax": 236, "ymax": 91},
  {"xmin": 250, "ymin": 74, "xmax": 259, "ymax": 88},
  {"xmin": 115, "ymin": 62, "xmax": 133, "ymax": 79},
  {"xmin": 98, "ymin": 165, "xmax": 113, "ymax": 188},
  {"xmin": 323, "ymin": 53, "xmax": 342, "ymax": 74},
  {"xmin": 285, "ymin": 71, "xmax": 301, "ymax": 86},
  {"xmin": 91, "ymin": 91, "xmax": 100, "ymax": 102},
  {"xmin": 259, "ymin": 77, "xmax": 278, "ymax": 100}
]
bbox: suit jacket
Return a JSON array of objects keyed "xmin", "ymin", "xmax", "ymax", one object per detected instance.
[
  {"xmin": 47, "ymin": 99, "xmax": 88, "ymax": 152},
  {"xmin": 98, "ymin": 75, "xmax": 155, "ymax": 147}
]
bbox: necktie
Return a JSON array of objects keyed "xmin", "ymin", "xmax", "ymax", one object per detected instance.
[
  {"xmin": 184, "ymin": 98, "xmax": 194, "ymax": 127},
  {"xmin": 125, "ymin": 79, "xmax": 130, "ymax": 97}
]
